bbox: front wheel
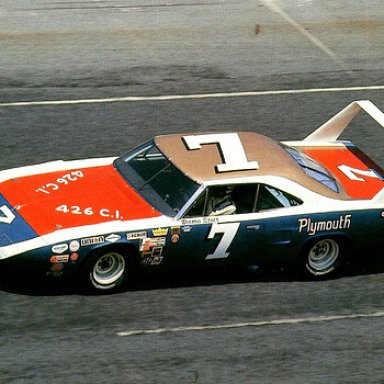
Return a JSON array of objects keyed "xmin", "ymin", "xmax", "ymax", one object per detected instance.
[
  {"xmin": 302, "ymin": 238, "xmax": 346, "ymax": 278},
  {"xmin": 82, "ymin": 249, "xmax": 132, "ymax": 293}
]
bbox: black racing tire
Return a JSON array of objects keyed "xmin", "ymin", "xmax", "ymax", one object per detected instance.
[
  {"xmin": 81, "ymin": 249, "xmax": 133, "ymax": 293},
  {"xmin": 302, "ymin": 237, "xmax": 347, "ymax": 278}
]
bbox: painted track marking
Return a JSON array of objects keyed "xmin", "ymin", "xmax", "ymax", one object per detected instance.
[
  {"xmin": 117, "ymin": 310, "xmax": 384, "ymax": 337},
  {"xmin": 1, "ymin": 85, "xmax": 384, "ymax": 107},
  {"xmin": 259, "ymin": 0, "xmax": 352, "ymax": 74}
]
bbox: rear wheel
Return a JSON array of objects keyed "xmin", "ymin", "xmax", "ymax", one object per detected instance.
[
  {"xmin": 82, "ymin": 249, "xmax": 133, "ymax": 293},
  {"xmin": 303, "ymin": 238, "xmax": 346, "ymax": 278}
]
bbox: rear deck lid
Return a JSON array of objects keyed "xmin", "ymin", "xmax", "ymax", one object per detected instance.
[{"xmin": 301, "ymin": 145, "xmax": 384, "ymax": 199}]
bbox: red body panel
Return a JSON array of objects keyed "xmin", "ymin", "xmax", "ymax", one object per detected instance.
[
  {"xmin": 303, "ymin": 146, "xmax": 384, "ymax": 199},
  {"xmin": 0, "ymin": 165, "xmax": 161, "ymax": 236}
]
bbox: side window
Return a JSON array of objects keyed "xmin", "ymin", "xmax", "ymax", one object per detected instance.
[
  {"xmin": 183, "ymin": 183, "xmax": 302, "ymax": 218},
  {"xmin": 231, "ymin": 184, "xmax": 258, "ymax": 214},
  {"xmin": 184, "ymin": 184, "xmax": 258, "ymax": 217},
  {"xmin": 184, "ymin": 189, "xmax": 207, "ymax": 217},
  {"xmin": 205, "ymin": 186, "xmax": 237, "ymax": 216},
  {"xmin": 256, "ymin": 185, "xmax": 302, "ymax": 211}
]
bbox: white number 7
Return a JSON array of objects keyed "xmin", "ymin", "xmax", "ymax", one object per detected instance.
[
  {"xmin": 205, "ymin": 222, "xmax": 240, "ymax": 260},
  {"xmin": 183, "ymin": 133, "xmax": 259, "ymax": 172},
  {"xmin": 337, "ymin": 164, "xmax": 381, "ymax": 181},
  {"xmin": 0, "ymin": 205, "xmax": 16, "ymax": 225}
]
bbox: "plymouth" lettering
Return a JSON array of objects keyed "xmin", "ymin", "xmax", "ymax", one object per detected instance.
[{"xmin": 298, "ymin": 214, "xmax": 351, "ymax": 236}]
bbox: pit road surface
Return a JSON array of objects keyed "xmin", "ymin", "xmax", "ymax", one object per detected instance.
[{"xmin": 1, "ymin": 1, "xmax": 384, "ymax": 383}]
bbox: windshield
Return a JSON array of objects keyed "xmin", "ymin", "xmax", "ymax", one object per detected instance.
[
  {"xmin": 283, "ymin": 145, "xmax": 340, "ymax": 193},
  {"xmin": 114, "ymin": 141, "xmax": 200, "ymax": 216}
]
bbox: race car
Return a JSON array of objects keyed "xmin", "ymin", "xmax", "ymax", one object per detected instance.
[{"xmin": 1, "ymin": 100, "xmax": 384, "ymax": 292}]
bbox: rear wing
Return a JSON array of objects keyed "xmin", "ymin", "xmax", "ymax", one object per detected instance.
[
  {"xmin": 283, "ymin": 100, "xmax": 384, "ymax": 201},
  {"xmin": 303, "ymin": 100, "xmax": 384, "ymax": 144}
]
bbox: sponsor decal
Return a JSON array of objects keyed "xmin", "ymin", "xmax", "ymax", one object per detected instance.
[
  {"xmin": 69, "ymin": 240, "xmax": 80, "ymax": 252},
  {"xmin": 151, "ymin": 256, "xmax": 163, "ymax": 265},
  {"xmin": 246, "ymin": 224, "xmax": 260, "ymax": 230},
  {"xmin": 152, "ymin": 227, "xmax": 169, "ymax": 236},
  {"xmin": 141, "ymin": 256, "xmax": 163, "ymax": 266},
  {"xmin": 70, "ymin": 253, "xmax": 79, "ymax": 261},
  {"xmin": 81, "ymin": 236, "xmax": 105, "ymax": 246},
  {"xmin": 140, "ymin": 240, "xmax": 165, "ymax": 266},
  {"xmin": 181, "ymin": 217, "xmax": 218, "ymax": 226},
  {"xmin": 171, "ymin": 234, "xmax": 180, "ymax": 243},
  {"xmin": 171, "ymin": 227, "xmax": 181, "ymax": 235},
  {"xmin": 141, "ymin": 247, "xmax": 164, "ymax": 266},
  {"xmin": 298, "ymin": 214, "xmax": 352, "ymax": 236},
  {"xmin": 51, "ymin": 263, "xmax": 64, "ymax": 272},
  {"xmin": 50, "ymin": 255, "xmax": 69, "ymax": 263},
  {"xmin": 51, "ymin": 243, "xmax": 69, "ymax": 254},
  {"xmin": 152, "ymin": 247, "xmax": 163, "ymax": 257},
  {"xmin": 181, "ymin": 225, "xmax": 192, "ymax": 233},
  {"xmin": 105, "ymin": 234, "xmax": 121, "ymax": 243},
  {"xmin": 127, "ymin": 231, "xmax": 147, "ymax": 240},
  {"xmin": 140, "ymin": 237, "xmax": 166, "ymax": 252}
]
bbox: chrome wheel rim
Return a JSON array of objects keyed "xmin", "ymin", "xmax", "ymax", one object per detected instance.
[
  {"xmin": 92, "ymin": 252, "xmax": 125, "ymax": 286},
  {"xmin": 307, "ymin": 239, "xmax": 339, "ymax": 275}
]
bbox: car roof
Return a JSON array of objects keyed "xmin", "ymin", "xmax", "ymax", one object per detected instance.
[{"xmin": 154, "ymin": 132, "xmax": 348, "ymax": 199}]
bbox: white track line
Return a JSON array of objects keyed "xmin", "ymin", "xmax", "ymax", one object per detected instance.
[
  {"xmin": 1, "ymin": 85, "xmax": 384, "ymax": 107},
  {"xmin": 259, "ymin": 0, "xmax": 351, "ymax": 73},
  {"xmin": 116, "ymin": 310, "xmax": 384, "ymax": 337}
]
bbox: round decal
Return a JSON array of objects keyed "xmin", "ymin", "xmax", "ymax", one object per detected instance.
[
  {"xmin": 69, "ymin": 240, "xmax": 80, "ymax": 252},
  {"xmin": 171, "ymin": 234, "xmax": 180, "ymax": 243}
]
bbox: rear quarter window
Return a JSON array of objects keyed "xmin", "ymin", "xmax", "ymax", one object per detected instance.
[{"xmin": 282, "ymin": 145, "xmax": 340, "ymax": 193}]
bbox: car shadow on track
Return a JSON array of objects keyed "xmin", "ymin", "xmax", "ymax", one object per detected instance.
[
  {"xmin": 1, "ymin": 256, "xmax": 383, "ymax": 296},
  {"xmin": 131, "ymin": 254, "xmax": 384, "ymax": 292}
]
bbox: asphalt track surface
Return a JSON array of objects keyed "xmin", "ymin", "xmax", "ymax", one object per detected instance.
[{"xmin": 1, "ymin": 1, "xmax": 384, "ymax": 383}]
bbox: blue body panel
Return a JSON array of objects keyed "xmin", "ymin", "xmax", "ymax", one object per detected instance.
[
  {"xmin": 1, "ymin": 207, "xmax": 383, "ymax": 278},
  {"xmin": 0, "ymin": 194, "xmax": 37, "ymax": 247}
]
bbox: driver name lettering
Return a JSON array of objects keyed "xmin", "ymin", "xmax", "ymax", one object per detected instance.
[
  {"xmin": 181, "ymin": 217, "xmax": 218, "ymax": 226},
  {"xmin": 298, "ymin": 214, "xmax": 351, "ymax": 236}
]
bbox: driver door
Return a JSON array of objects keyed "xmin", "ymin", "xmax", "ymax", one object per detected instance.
[
  {"xmin": 162, "ymin": 184, "xmax": 262, "ymax": 268},
  {"xmin": 162, "ymin": 182, "xmax": 302, "ymax": 268}
]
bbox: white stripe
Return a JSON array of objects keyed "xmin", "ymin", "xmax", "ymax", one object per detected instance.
[
  {"xmin": 1, "ymin": 85, "xmax": 384, "ymax": 107},
  {"xmin": 259, "ymin": 0, "xmax": 351, "ymax": 72},
  {"xmin": 116, "ymin": 311, "xmax": 384, "ymax": 337},
  {"xmin": 0, "ymin": 215, "xmax": 172, "ymax": 259},
  {"xmin": 0, "ymin": 157, "xmax": 116, "ymax": 183}
]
